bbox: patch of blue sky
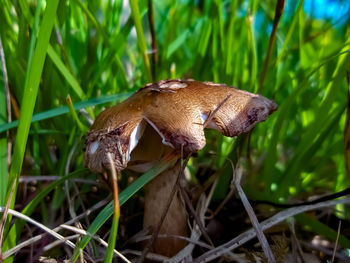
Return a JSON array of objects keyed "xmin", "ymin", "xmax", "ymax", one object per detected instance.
[
  {"xmin": 253, "ymin": 11, "xmax": 273, "ymax": 35},
  {"xmin": 303, "ymin": 0, "xmax": 350, "ymax": 25},
  {"xmin": 253, "ymin": 0, "xmax": 350, "ymax": 36}
]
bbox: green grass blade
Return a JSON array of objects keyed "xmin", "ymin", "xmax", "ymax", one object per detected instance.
[
  {"xmin": 0, "ymin": 93, "xmax": 131, "ymax": 133},
  {"xmin": 277, "ymin": 105, "xmax": 345, "ymax": 197},
  {"xmin": 104, "ymin": 213, "xmax": 119, "ymax": 263},
  {"xmin": 47, "ymin": 45, "xmax": 86, "ymax": 99},
  {"xmin": 129, "ymin": 0, "xmax": 152, "ymax": 82},
  {"xmin": 276, "ymin": 0, "xmax": 304, "ymax": 64},
  {"xmin": 263, "ymin": 48, "xmax": 350, "ymax": 187},
  {"xmin": 166, "ymin": 29, "xmax": 190, "ymax": 59},
  {"xmin": 295, "ymin": 213, "xmax": 350, "ymax": 248},
  {"xmin": 71, "ymin": 0, "xmax": 109, "ymax": 43},
  {"xmin": 7, "ymin": 0, "xmax": 59, "ymax": 201},
  {"xmin": 4, "ymin": 1, "xmax": 60, "ymax": 258},
  {"xmin": 66, "ymin": 95, "xmax": 88, "ymax": 133},
  {"xmin": 0, "ymin": 42, "xmax": 8, "ymax": 206}
]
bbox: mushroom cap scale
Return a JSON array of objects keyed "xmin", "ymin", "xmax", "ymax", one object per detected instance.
[{"xmin": 84, "ymin": 79, "xmax": 277, "ymax": 173}]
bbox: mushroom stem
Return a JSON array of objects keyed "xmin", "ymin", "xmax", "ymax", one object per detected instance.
[{"xmin": 143, "ymin": 160, "xmax": 187, "ymax": 257}]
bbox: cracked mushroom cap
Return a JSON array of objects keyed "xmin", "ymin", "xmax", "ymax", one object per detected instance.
[{"xmin": 84, "ymin": 79, "xmax": 277, "ymax": 173}]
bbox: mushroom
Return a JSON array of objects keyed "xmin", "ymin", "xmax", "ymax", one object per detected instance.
[{"xmin": 84, "ymin": 79, "xmax": 277, "ymax": 257}]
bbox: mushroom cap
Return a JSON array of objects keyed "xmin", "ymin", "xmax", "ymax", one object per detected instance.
[{"xmin": 84, "ymin": 79, "xmax": 277, "ymax": 173}]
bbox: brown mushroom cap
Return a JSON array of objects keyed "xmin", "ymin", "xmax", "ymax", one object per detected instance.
[{"xmin": 84, "ymin": 79, "xmax": 277, "ymax": 173}]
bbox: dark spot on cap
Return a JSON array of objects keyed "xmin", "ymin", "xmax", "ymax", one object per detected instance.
[{"xmin": 247, "ymin": 108, "xmax": 260, "ymax": 125}]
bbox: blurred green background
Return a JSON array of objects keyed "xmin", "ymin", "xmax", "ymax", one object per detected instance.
[{"xmin": 0, "ymin": 0, "xmax": 350, "ymax": 261}]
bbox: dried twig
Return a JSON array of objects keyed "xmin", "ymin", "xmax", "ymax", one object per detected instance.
[
  {"xmin": 0, "ymin": 207, "xmax": 76, "ymax": 260},
  {"xmin": 65, "ymin": 141, "xmax": 80, "ymax": 221},
  {"xmin": 232, "ymin": 163, "xmax": 276, "ymax": 263},
  {"xmin": 123, "ymin": 249, "xmax": 170, "ymax": 262},
  {"xmin": 193, "ymin": 197, "xmax": 350, "ymax": 263},
  {"xmin": 179, "ymin": 186, "xmax": 213, "ymax": 246},
  {"xmin": 61, "ymin": 225, "xmax": 130, "ymax": 263},
  {"xmin": 301, "ymin": 240, "xmax": 349, "ymax": 262},
  {"xmin": 172, "ymin": 195, "xmax": 207, "ymax": 262},
  {"xmin": 289, "ymin": 217, "xmax": 306, "ymax": 263},
  {"xmin": 331, "ymin": 220, "xmax": 341, "ymax": 263},
  {"xmin": 147, "ymin": 0, "xmax": 158, "ymax": 81},
  {"xmin": 2, "ymin": 198, "xmax": 108, "ymax": 259},
  {"xmin": 203, "ymin": 94, "xmax": 231, "ymax": 129},
  {"xmin": 43, "ymin": 234, "xmax": 80, "ymax": 252},
  {"xmin": 258, "ymin": 0, "xmax": 285, "ymax": 93}
]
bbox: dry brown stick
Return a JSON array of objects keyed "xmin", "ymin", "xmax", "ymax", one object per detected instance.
[
  {"xmin": 172, "ymin": 191, "xmax": 215, "ymax": 262},
  {"xmin": 232, "ymin": 164, "xmax": 276, "ymax": 263},
  {"xmin": 179, "ymin": 185, "xmax": 213, "ymax": 247},
  {"xmin": 331, "ymin": 220, "xmax": 341, "ymax": 263},
  {"xmin": 61, "ymin": 224, "xmax": 130, "ymax": 263},
  {"xmin": 289, "ymin": 217, "xmax": 306, "ymax": 263},
  {"xmin": 2, "ymin": 198, "xmax": 108, "ymax": 259},
  {"xmin": 203, "ymin": 94, "xmax": 232, "ymax": 129},
  {"xmin": 194, "ymin": 197, "xmax": 350, "ymax": 263},
  {"xmin": 211, "ymin": 182, "xmax": 235, "ymax": 218},
  {"xmin": 65, "ymin": 142, "xmax": 80, "ymax": 221},
  {"xmin": 123, "ymin": 249, "xmax": 169, "ymax": 262},
  {"xmin": 147, "ymin": 0, "xmax": 158, "ymax": 81},
  {"xmin": 258, "ymin": 0, "xmax": 285, "ymax": 93}
]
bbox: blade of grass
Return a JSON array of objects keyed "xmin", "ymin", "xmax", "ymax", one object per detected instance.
[
  {"xmin": 295, "ymin": 213, "xmax": 350, "ymax": 248},
  {"xmin": 129, "ymin": 0, "xmax": 152, "ymax": 82},
  {"xmin": 166, "ymin": 29, "xmax": 191, "ymax": 59},
  {"xmin": 298, "ymin": 6, "xmax": 306, "ymax": 68},
  {"xmin": 276, "ymin": 48, "xmax": 350, "ymax": 197},
  {"xmin": 275, "ymin": 0, "xmax": 304, "ymax": 64},
  {"xmin": 7, "ymin": 0, "xmax": 60, "ymax": 197},
  {"xmin": 280, "ymin": 105, "xmax": 345, "ymax": 196},
  {"xmin": 263, "ymin": 48, "xmax": 350, "ymax": 186},
  {"xmin": 47, "ymin": 45, "xmax": 86, "ymax": 99},
  {"xmin": 258, "ymin": 0, "xmax": 285, "ymax": 93},
  {"xmin": 0, "ymin": 93, "xmax": 131, "ymax": 133},
  {"xmin": 0, "ymin": 36, "xmax": 9, "ymax": 206},
  {"xmin": 247, "ymin": 13, "xmax": 258, "ymax": 92},
  {"xmin": 4, "ymin": 1, "xmax": 60, "ymax": 258},
  {"xmin": 198, "ymin": 18, "xmax": 212, "ymax": 57},
  {"xmin": 66, "ymin": 95, "xmax": 88, "ymax": 133},
  {"xmin": 71, "ymin": 0, "xmax": 109, "ymax": 43},
  {"xmin": 225, "ymin": 0, "xmax": 237, "ymax": 76},
  {"xmin": 345, "ymin": 72, "xmax": 350, "ymax": 180}
]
